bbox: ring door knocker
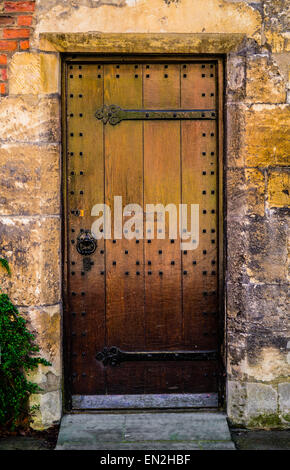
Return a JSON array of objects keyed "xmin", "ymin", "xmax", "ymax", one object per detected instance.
[{"xmin": 76, "ymin": 230, "xmax": 97, "ymax": 256}]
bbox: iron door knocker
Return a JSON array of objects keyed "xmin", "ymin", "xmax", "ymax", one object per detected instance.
[{"xmin": 76, "ymin": 230, "xmax": 97, "ymax": 256}]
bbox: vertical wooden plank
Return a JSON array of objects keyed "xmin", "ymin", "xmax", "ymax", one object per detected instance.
[
  {"xmin": 103, "ymin": 63, "xmax": 145, "ymax": 393},
  {"xmin": 181, "ymin": 62, "xmax": 217, "ymax": 110},
  {"xmin": 143, "ymin": 63, "xmax": 182, "ymax": 350},
  {"xmin": 67, "ymin": 63, "xmax": 106, "ymax": 394},
  {"xmin": 181, "ymin": 121, "xmax": 218, "ymax": 349},
  {"xmin": 143, "ymin": 63, "xmax": 184, "ymax": 392},
  {"xmin": 181, "ymin": 62, "xmax": 219, "ymax": 358}
]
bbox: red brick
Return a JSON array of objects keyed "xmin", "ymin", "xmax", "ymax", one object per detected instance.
[
  {"xmin": 20, "ymin": 39, "xmax": 29, "ymax": 50},
  {"xmin": 0, "ymin": 16, "xmax": 15, "ymax": 25},
  {"xmin": 0, "ymin": 69, "xmax": 8, "ymax": 81},
  {"xmin": 0, "ymin": 55, "xmax": 7, "ymax": 65},
  {"xmin": 0, "ymin": 40, "xmax": 17, "ymax": 51},
  {"xmin": 3, "ymin": 28, "xmax": 30, "ymax": 39},
  {"xmin": 17, "ymin": 15, "xmax": 33, "ymax": 26},
  {"xmin": 0, "ymin": 83, "xmax": 6, "ymax": 95},
  {"xmin": 4, "ymin": 2, "xmax": 35, "ymax": 12}
]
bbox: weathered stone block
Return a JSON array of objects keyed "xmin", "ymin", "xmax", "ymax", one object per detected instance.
[
  {"xmin": 246, "ymin": 55, "xmax": 286, "ymax": 103},
  {"xmin": 246, "ymin": 217, "xmax": 288, "ymax": 283},
  {"xmin": 226, "ymin": 103, "xmax": 246, "ymax": 168},
  {"xmin": 246, "ymin": 383, "xmax": 278, "ymax": 424},
  {"xmin": 245, "ymin": 168, "xmax": 265, "ymax": 215},
  {"xmin": 243, "ymin": 104, "xmax": 290, "ymax": 167},
  {"xmin": 272, "ymin": 52, "xmax": 290, "ymax": 88},
  {"xmin": 19, "ymin": 304, "xmax": 61, "ymax": 393},
  {"xmin": 226, "ymin": 168, "xmax": 265, "ymax": 217},
  {"xmin": 227, "ymin": 169, "xmax": 246, "ymax": 218},
  {"xmin": 267, "ymin": 169, "xmax": 290, "ymax": 208},
  {"xmin": 226, "ymin": 282, "xmax": 248, "ymax": 319},
  {"xmin": 227, "ymin": 380, "xmax": 247, "ymax": 426},
  {"xmin": 0, "ymin": 144, "xmax": 60, "ymax": 216},
  {"xmin": 245, "ymin": 338, "xmax": 290, "ymax": 381},
  {"xmin": 226, "ymin": 222, "xmax": 248, "ymax": 284},
  {"xmin": 264, "ymin": 0, "xmax": 289, "ymax": 34},
  {"xmin": 29, "ymin": 390, "xmax": 62, "ymax": 430},
  {"xmin": 34, "ymin": 0, "xmax": 261, "ymax": 38},
  {"xmin": 0, "ymin": 96, "xmax": 60, "ymax": 143},
  {"xmin": 245, "ymin": 284, "xmax": 289, "ymax": 327},
  {"xmin": 0, "ymin": 217, "xmax": 61, "ymax": 305},
  {"xmin": 9, "ymin": 52, "xmax": 60, "ymax": 95},
  {"xmin": 227, "ymin": 54, "xmax": 246, "ymax": 102},
  {"xmin": 264, "ymin": 31, "xmax": 287, "ymax": 54},
  {"xmin": 278, "ymin": 383, "xmax": 290, "ymax": 422}
]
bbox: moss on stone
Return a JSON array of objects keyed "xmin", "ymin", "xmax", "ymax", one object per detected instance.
[{"xmin": 248, "ymin": 414, "xmax": 283, "ymax": 429}]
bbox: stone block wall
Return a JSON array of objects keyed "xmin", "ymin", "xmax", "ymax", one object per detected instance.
[
  {"xmin": 0, "ymin": 0, "xmax": 289, "ymax": 429},
  {"xmin": 0, "ymin": 0, "xmax": 62, "ymax": 429}
]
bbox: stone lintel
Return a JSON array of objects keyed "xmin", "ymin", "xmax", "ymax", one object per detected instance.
[{"xmin": 39, "ymin": 33, "xmax": 246, "ymax": 54}]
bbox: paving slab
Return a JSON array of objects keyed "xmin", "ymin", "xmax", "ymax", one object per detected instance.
[
  {"xmin": 56, "ymin": 412, "xmax": 235, "ymax": 450},
  {"xmin": 231, "ymin": 430, "xmax": 290, "ymax": 450},
  {"xmin": 0, "ymin": 436, "xmax": 50, "ymax": 450}
]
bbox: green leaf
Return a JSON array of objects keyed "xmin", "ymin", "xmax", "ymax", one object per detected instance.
[{"xmin": 0, "ymin": 258, "xmax": 11, "ymax": 276}]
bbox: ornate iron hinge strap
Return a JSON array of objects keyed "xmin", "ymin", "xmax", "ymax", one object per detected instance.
[
  {"xmin": 96, "ymin": 346, "xmax": 218, "ymax": 367},
  {"xmin": 95, "ymin": 105, "xmax": 216, "ymax": 126}
]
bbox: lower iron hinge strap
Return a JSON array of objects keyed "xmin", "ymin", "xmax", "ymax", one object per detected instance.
[{"xmin": 96, "ymin": 347, "xmax": 218, "ymax": 366}]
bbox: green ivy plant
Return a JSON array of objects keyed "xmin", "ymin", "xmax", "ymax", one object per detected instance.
[{"xmin": 0, "ymin": 258, "xmax": 51, "ymax": 429}]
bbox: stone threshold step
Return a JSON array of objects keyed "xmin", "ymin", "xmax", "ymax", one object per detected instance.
[{"xmin": 56, "ymin": 411, "xmax": 235, "ymax": 450}]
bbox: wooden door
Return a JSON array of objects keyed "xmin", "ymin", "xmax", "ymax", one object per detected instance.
[{"xmin": 64, "ymin": 58, "xmax": 222, "ymax": 407}]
